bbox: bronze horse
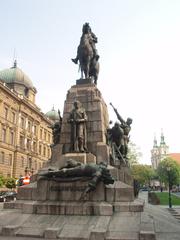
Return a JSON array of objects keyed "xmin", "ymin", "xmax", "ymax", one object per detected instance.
[
  {"xmin": 78, "ymin": 33, "xmax": 93, "ymax": 79},
  {"xmin": 75, "ymin": 23, "xmax": 99, "ymax": 84}
]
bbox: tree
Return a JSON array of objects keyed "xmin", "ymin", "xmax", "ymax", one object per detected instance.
[
  {"xmin": 5, "ymin": 178, "xmax": 16, "ymax": 189},
  {"xmin": 127, "ymin": 141, "xmax": 142, "ymax": 166},
  {"xmin": 131, "ymin": 164, "xmax": 155, "ymax": 186},
  {"xmin": 157, "ymin": 157, "xmax": 180, "ymax": 187},
  {"xmin": 0, "ymin": 175, "xmax": 5, "ymax": 188}
]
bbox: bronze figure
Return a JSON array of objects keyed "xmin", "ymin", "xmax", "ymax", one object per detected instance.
[
  {"xmin": 109, "ymin": 103, "xmax": 133, "ymax": 161},
  {"xmin": 71, "ymin": 23, "xmax": 100, "ymax": 84},
  {"xmin": 39, "ymin": 159, "xmax": 114, "ymax": 194},
  {"xmin": 68, "ymin": 101, "xmax": 87, "ymax": 152}
]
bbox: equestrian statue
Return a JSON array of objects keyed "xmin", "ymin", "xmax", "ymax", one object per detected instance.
[{"xmin": 72, "ymin": 23, "xmax": 100, "ymax": 84}]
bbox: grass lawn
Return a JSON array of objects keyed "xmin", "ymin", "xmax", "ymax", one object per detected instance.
[{"xmin": 155, "ymin": 192, "xmax": 180, "ymax": 205}]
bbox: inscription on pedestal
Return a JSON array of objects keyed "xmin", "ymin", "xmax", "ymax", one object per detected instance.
[{"xmin": 50, "ymin": 186, "xmax": 87, "ymax": 192}]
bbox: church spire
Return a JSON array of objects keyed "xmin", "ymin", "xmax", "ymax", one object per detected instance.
[
  {"xmin": 13, "ymin": 59, "xmax": 17, "ymax": 68},
  {"xmin": 153, "ymin": 134, "xmax": 158, "ymax": 148},
  {"xmin": 160, "ymin": 129, "xmax": 165, "ymax": 145}
]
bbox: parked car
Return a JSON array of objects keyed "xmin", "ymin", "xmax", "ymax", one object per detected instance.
[
  {"xmin": 140, "ymin": 186, "xmax": 150, "ymax": 191},
  {"xmin": 0, "ymin": 191, "xmax": 17, "ymax": 202}
]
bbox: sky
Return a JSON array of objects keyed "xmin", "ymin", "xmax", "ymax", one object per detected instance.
[{"xmin": 0, "ymin": 0, "xmax": 180, "ymax": 164}]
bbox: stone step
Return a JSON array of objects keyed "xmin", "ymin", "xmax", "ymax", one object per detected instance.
[
  {"xmin": 4, "ymin": 199, "xmax": 144, "ymax": 216},
  {"xmin": 106, "ymin": 231, "xmax": 139, "ymax": 240},
  {"xmin": 16, "ymin": 227, "xmax": 44, "ymax": 238}
]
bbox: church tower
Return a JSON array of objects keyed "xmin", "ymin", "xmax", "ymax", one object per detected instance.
[{"xmin": 151, "ymin": 130, "xmax": 169, "ymax": 169}]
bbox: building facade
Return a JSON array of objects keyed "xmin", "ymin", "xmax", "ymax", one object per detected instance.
[{"xmin": 0, "ymin": 61, "xmax": 53, "ymax": 178}]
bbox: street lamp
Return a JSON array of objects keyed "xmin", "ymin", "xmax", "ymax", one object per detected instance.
[{"xmin": 167, "ymin": 166, "xmax": 172, "ymax": 208}]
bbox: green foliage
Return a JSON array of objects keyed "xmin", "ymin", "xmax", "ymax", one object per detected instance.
[
  {"xmin": 127, "ymin": 141, "xmax": 142, "ymax": 166},
  {"xmin": 131, "ymin": 164, "xmax": 155, "ymax": 186},
  {"xmin": 157, "ymin": 157, "xmax": 180, "ymax": 187},
  {"xmin": 0, "ymin": 175, "xmax": 5, "ymax": 188},
  {"xmin": 155, "ymin": 192, "xmax": 180, "ymax": 205},
  {"xmin": 5, "ymin": 178, "xmax": 16, "ymax": 189}
]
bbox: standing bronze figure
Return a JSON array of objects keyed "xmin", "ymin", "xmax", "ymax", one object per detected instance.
[
  {"xmin": 72, "ymin": 23, "xmax": 100, "ymax": 84},
  {"xmin": 109, "ymin": 103, "xmax": 133, "ymax": 161},
  {"xmin": 68, "ymin": 101, "xmax": 88, "ymax": 152}
]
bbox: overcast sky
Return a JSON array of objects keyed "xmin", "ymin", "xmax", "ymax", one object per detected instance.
[{"xmin": 1, "ymin": 0, "xmax": 180, "ymax": 164}]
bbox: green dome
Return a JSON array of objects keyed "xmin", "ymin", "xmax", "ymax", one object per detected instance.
[
  {"xmin": 46, "ymin": 107, "xmax": 59, "ymax": 121},
  {"xmin": 0, "ymin": 61, "xmax": 34, "ymax": 89}
]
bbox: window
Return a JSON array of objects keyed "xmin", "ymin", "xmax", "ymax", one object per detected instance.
[
  {"xmin": 12, "ymin": 112, "xmax": 16, "ymax": 123},
  {"xmin": 33, "ymin": 142, "xmax": 36, "ymax": 152},
  {"xmin": 44, "ymin": 131, "xmax": 47, "ymax": 141},
  {"xmin": 48, "ymin": 148, "xmax": 51, "ymax": 158},
  {"xmin": 21, "ymin": 117, "xmax": 25, "ymax": 128},
  {"xmin": 8, "ymin": 154, "xmax": 12, "ymax": 166},
  {"xmin": 27, "ymin": 139, "xmax": 31, "ymax": 151},
  {"xmin": 48, "ymin": 133, "xmax": 50, "ymax": 142},
  {"xmin": 34, "ymin": 160, "xmax": 37, "ymax": 170},
  {"xmin": 0, "ymin": 152, "xmax": 5, "ymax": 164},
  {"xmin": 28, "ymin": 158, "xmax": 32, "ymax": 169},
  {"xmin": 40, "ymin": 129, "xmax": 43, "ymax": 139},
  {"xmin": 43, "ymin": 146, "xmax": 46, "ymax": 156},
  {"xmin": 28, "ymin": 121, "xmax": 31, "ymax": 132},
  {"xmin": 20, "ymin": 135, "xmax": 25, "ymax": 148},
  {"xmin": 21, "ymin": 156, "xmax": 24, "ymax": 167},
  {"xmin": 39, "ymin": 144, "xmax": 42, "ymax": 155},
  {"xmin": 34, "ymin": 125, "xmax": 37, "ymax": 135},
  {"xmin": 10, "ymin": 131, "xmax": 14, "ymax": 145},
  {"xmin": 4, "ymin": 107, "xmax": 8, "ymax": 120},
  {"xmin": 2, "ymin": 129, "xmax": 6, "ymax": 142},
  {"xmin": 38, "ymin": 162, "xmax": 42, "ymax": 169}
]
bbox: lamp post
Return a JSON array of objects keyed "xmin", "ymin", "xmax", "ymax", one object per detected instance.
[{"xmin": 167, "ymin": 166, "xmax": 172, "ymax": 208}]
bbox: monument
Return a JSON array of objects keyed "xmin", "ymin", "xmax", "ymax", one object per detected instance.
[{"xmin": 2, "ymin": 23, "xmax": 156, "ymax": 240}]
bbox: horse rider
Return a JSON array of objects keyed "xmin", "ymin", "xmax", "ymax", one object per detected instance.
[{"xmin": 72, "ymin": 22, "xmax": 99, "ymax": 64}]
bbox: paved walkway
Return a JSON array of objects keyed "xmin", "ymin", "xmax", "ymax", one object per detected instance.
[{"xmin": 139, "ymin": 191, "xmax": 180, "ymax": 240}]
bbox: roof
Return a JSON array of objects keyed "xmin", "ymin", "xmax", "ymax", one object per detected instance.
[
  {"xmin": 168, "ymin": 153, "xmax": 180, "ymax": 165},
  {"xmin": 45, "ymin": 107, "xmax": 59, "ymax": 122},
  {"xmin": 0, "ymin": 61, "xmax": 34, "ymax": 89}
]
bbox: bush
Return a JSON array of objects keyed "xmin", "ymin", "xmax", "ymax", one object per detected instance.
[{"xmin": 5, "ymin": 178, "xmax": 16, "ymax": 189}]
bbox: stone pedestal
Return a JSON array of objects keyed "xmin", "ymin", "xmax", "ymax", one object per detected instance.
[
  {"xmin": 61, "ymin": 152, "xmax": 96, "ymax": 164},
  {"xmin": 60, "ymin": 82, "xmax": 109, "ymax": 162}
]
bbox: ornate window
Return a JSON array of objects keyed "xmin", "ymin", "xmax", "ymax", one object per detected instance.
[
  {"xmin": 19, "ymin": 135, "xmax": 25, "ymax": 148},
  {"xmin": 20, "ymin": 117, "xmax": 25, "ymax": 129},
  {"xmin": 4, "ymin": 107, "xmax": 8, "ymax": 120},
  {"xmin": 8, "ymin": 154, "xmax": 12, "ymax": 166},
  {"xmin": 10, "ymin": 131, "xmax": 14, "ymax": 145},
  {"xmin": 40, "ymin": 129, "xmax": 43, "ymax": 139},
  {"xmin": 12, "ymin": 112, "xmax": 16, "ymax": 123},
  {"xmin": 0, "ymin": 152, "xmax": 5, "ymax": 164},
  {"xmin": 28, "ymin": 121, "xmax": 31, "ymax": 132},
  {"xmin": 21, "ymin": 156, "xmax": 24, "ymax": 167},
  {"xmin": 43, "ymin": 146, "xmax": 46, "ymax": 156},
  {"xmin": 27, "ymin": 139, "xmax": 31, "ymax": 151},
  {"xmin": 2, "ymin": 128, "xmax": 6, "ymax": 142}
]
